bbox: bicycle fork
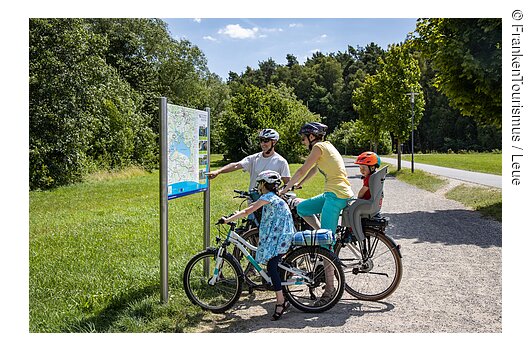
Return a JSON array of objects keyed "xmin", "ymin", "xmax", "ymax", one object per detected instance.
[{"xmin": 208, "ymin": 246, "xmax": 226, "ymax": 285}]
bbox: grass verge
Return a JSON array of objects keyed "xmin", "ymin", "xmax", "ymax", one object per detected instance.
[
  {"xmin": 29, "ymin": 157, "xmax": 322, "ymax": 333},
  {"xmin": 445, "ymin": 185, "xmax": 502, "ymax": 222},
  {"xmin": 385, "ymin": 163, "xmax": 501, "ymax": 222},
  {"xmin": 386, "ymin": 163, "xmax": 448, "ymax": 192},
  {"xmin": 387, "ymin": 152, "xmax": 501, "ymax": 175}
]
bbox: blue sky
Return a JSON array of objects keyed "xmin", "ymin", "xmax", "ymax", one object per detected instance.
[{"xmin": 163, "ymin": 18, "xmax": 418, "ymax": 80}]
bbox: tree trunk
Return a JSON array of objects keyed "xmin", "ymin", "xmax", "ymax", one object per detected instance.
[{"xmin": 397, "ymin": 137, "xmax": 401, "ymax": 171}]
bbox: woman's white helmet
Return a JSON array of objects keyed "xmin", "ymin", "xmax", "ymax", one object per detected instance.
[
  {"xmin": 258, "ymin": 129, "xmax": 280, "ymax": 141},
  {"xmin": 256, "ymin": 170, "xmax": 282, "ymax": 185}
]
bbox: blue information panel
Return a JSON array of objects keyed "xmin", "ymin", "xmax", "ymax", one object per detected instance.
[{"xmin": 166, "ymin": 104, "xmax": 209, "ymax": 200}]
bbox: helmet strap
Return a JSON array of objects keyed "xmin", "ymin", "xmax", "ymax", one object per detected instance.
[
  {"xmin": 264, "ymin": 141, "xmax": 275, "ymax": 155},
  {"xmin": 308, "ymin": 134, "xmax": 319, "ymax": 151}
]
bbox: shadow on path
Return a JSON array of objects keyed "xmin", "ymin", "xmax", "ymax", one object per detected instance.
[
  {"xmin": 204, "ymin": 292, "xmax": 394, "ymax": 332},
  {"xmin": 385, "ymin": 210, "xmax": 501, "ymax": 248}
]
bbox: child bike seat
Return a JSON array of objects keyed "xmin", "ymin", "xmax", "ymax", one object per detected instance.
[{"xmin": 341, "ymin": 166, "xmax": 388, "ymax": 241}]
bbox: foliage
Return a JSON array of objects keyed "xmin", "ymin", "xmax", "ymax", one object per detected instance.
[
  {"xmin": 350, "ymin": 43, "xmax": 424, "ymax": 168},
  {"xmin": 29, "ymin": 18, "xmax": 228, "ymax": 190},
  {"xmin": 377, "ymin": 44, "xmax": 425, "ymax": 142},
  {"xmin": 219, "ymin": 83, "xmax": 318, "ymax": 163},
  {"xmin": 30, "ymin": 19, "xmax": 155, "ymax": 189},
  {"xmin": 375, "ymin": 43, "xmax": 425, "ymax": 168},
  {"xmin": 352, "ymin": 74, "xmax": 387, "ymax": 152},
  {"xmin": 328, "ymin": 120, "xmax": 392, "ymax": 155},
  {"xmin": 228, "ymin": 44, "xmax": 386, "ymax": 134},
  {"xmin": 414, "ymin": 18, "xmax": 501, "ymax": 127},
  {"xmin": 414, "ymin": 47, "xmax": 501, "ymax": 153},
  {"xmin": 30, "ymin": 18, "xmax": 503, "ymax": 191}
]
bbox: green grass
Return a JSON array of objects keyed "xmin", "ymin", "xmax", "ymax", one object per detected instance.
[
  {"xmin": 386, "ymin": 163, "xmax": 448, "ymax": 193},
  {"xmin": 30, "ymin": 154, "xmax": 501, "ymax": 332},
  {"xmin": 385, "ymin": 162, "xmax": 501, "ymax": 222},
  {"xmin": 29, "ymin": 155, "xmax": 323, "ymax": 333},
  {"xmin": 445, "ymin": 185, "xmax": 502, "ymax": 222},
  {"xmin": 388, "ymin": 152, "xmax": 502, "ymax": 175}
]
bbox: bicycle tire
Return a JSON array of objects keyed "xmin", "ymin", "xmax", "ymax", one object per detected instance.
[
  {"xmin": 281, "ymin": 246, "xmax": 345, "ymax": 313},
  {"xmin": 335, "ymin": 229, "xmax": 402, "ymax": 301},
  {"xmin": 233, "ymin": 228, "xmax": 262, "ymax": 288},
  {"xmin": 183, "ymin": 249, "xmax": 243, "ymax": 313}
]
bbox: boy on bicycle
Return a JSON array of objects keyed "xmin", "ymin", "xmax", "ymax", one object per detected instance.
[{"xmin": 220, "ymin": 170, "xmax": 295, "ymax": 321}]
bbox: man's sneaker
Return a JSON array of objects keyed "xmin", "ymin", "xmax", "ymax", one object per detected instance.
[{"xmin": 313, "ymin": 287, "xmax": 336, "ymax": 307}]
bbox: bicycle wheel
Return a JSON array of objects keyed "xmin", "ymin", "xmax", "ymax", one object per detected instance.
[
  {"xmin": 233, "ymin": 228, "xmax": 262, "ymax": 288},
  {"xmin": 281, "ymin": 246, "xmax": 345, "ymax": 313},
  {"xmin": 183, "ymin": 249, "xmax": 243, "ymax": 313},
  {"xmin": 335, "ymin": 229, "xmax": 402, "ymax": 301}
]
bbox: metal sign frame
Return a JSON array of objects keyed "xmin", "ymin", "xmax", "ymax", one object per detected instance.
[{"xmin": 159, "ymin": 97, "xmax": 210, "ymax": 303}]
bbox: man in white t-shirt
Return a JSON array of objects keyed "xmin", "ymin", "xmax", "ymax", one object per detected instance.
[{"xmin": 206, "ymin": 129, "xmax": 291, "ymax": 191}]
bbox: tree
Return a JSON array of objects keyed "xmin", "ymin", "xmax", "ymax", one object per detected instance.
[
  {"xmin": 219, "ymin": 84, "xmax": 318, "ymax": 163},
  {"xmin": 305, "ymin": 54, "xmax": 345, "ymax": 130},
  {"xmin": 352, "ymin": 74, "xmax": 386, "ymax": 152},
  {"xmin": 376, "ymin": 44, "xmax": 425, "ymax": 170},
  {"xmin": 86, "ymin": 18, "xmax": 172, "ymax": 132},
  {"xmin": 327, "ymin": 120, "xmax": 392, "ymax": 156},
  {"xmin": 414, "ymin": 18, "xmax": 501, "ymax": 127},
  {"xmin": 29, "ymin": 18, "xmax": 222, "ymax": 190},
  {"xmin": 29, "ymin": 19, "xmax": 156, "ymax": 189}
]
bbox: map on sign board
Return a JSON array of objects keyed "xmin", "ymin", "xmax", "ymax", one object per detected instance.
[{"xmin": 167, "ymin": 104, "xmax": 209, "ymax": 199}]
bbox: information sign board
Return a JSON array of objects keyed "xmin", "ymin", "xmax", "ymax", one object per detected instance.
[{"xmin": 166, "ymin": 104, "xmax": 209, "ymax": 199}]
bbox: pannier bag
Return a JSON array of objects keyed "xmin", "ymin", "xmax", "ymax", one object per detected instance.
[{"xmin": 292, "ymin": 229, "xmax": 335, "ymax": 246}]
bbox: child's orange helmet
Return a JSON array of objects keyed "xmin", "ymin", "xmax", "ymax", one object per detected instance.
[{"xmin": 355, "ymin": 151, "xmax": 381, "ymax": 168}]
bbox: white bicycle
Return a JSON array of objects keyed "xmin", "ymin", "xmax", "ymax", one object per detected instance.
[{"xmin": 183, "ymin": 221, "xmax": 345, "ymax": 313}]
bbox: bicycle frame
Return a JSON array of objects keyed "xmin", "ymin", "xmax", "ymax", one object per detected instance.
[
  {"xmin": 209, "ymin": 226, "xmax": 313, "ymax": 287},
  {"xmin": 232, "ymin": 188, "xmax": 313, "ymax": 233}
]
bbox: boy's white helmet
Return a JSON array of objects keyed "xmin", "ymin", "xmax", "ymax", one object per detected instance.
[{"xmin": 256, "ymin": 170, "xmax": 282, "ymax": 185}]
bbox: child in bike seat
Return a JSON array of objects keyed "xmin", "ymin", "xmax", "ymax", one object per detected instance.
[
  {"xmin": 354, "ymin": 151, "xmax": 381, "ymax": 200},
  {"xmin": 220, "ymin": 170, "xmax": 295, "ymax": 320}
]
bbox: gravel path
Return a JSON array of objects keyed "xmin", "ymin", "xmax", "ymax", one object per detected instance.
[{"xmin": 196, "ymin": 160, "xmax": 502, "ymax": 333}]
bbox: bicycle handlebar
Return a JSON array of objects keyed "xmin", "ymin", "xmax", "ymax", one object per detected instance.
[
  {"xmin": 280, "ymin": 184, "xmax": 302, "ymax": 192},
  {"xmin": 216, "ymin": 217, "xmax": 237, "ymax": 229},
  {"xmin": 233, "ymin": 189, "xmax": 251, "ymax": 198}
]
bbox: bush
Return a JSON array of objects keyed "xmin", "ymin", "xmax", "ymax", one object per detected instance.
[
  {"xmin": 30, "ymin": 19, "xmax": 158, "ymax": 190},
  {"xmin": 219, "ymin": 84, "xmax": 318, "ymax": 163},
  {"xmin": 327, "ymin": 120, "xmax": 392, "ymax": 155}
]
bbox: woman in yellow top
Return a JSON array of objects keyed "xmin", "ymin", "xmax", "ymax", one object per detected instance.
[{"xmin": 279, "ymin": 122, "xmax": 354, "ymax": 306}]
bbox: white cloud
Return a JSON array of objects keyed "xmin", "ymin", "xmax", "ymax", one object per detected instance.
[
  {"xmin": 289, "ymin": 23, "xmax": 303, "ymax": 28},
  {"xmin": 203, "ymin": 35, "xmax": 217, "ymax": 41},
  {"xmin": 218, "ymin": 24, "xmax": 258, "ymax": 39},
  {"xmin": 261, "ymin": 27, "xmax": 283, "ymax": 33},
  {"xmin": 307, "ymin": 34, "xmax": 328, "ymax": 44},
  {"xmin": 193, "ymin": 18, "xmax": 201, "ymax": 23}
]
